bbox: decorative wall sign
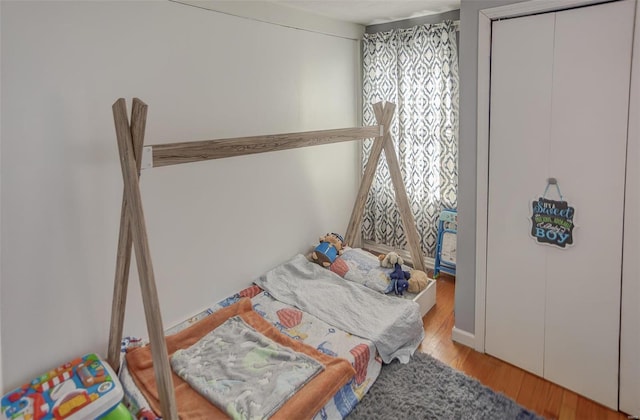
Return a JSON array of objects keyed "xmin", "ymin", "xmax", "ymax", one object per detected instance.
[{"xmin": 530, "ymin": 180, "xmax": 575, "ymax": 248}]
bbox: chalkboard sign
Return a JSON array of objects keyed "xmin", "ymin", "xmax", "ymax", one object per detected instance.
[{"xmin": 530, "ymin": 197, "xmax": 575, "ymax": 248}]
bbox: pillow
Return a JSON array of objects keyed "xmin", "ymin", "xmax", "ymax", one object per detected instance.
[{"xmin": 329, "ymin": 248, "xmax": 410, "ymax": 293}]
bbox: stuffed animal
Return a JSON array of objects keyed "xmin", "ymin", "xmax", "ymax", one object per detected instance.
[
  {"xmin": 312, "ymin": 233, "xmax": 345, "ymax": 267},
  {"xmin": 408, "ymin": 269, "xmax": 429, "ymax": 293},
  {"xmin": 385, "ymin": 262, "xmax": 410, "ymax": 295},
  {"xmin": 378, "ymin": 251, "xmax": 404, "ymax": 268}
]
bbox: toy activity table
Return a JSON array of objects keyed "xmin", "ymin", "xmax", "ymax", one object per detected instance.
[{"xmin": 1, "ymin": 353, "xmax": 127, "ymax": 420}]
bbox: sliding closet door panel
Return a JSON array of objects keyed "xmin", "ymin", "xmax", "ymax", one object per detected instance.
[
  {"xmin": 620, "ymin": 3, "xmax": 640, "ymax": 416},
  {"xmin": 485, "ymin": 14, "xmax": 555, "ymax": 376},
  {"xmin": 543, "ymin": 0, "xmax": 635, "ymax": 410}
]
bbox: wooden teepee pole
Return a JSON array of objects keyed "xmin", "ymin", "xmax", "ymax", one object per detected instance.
[
  {"xmin": 381, "ymin": 117, "xmax": 426, "ymax": 272},
  {"xmin": 111, "ymin": 98, "xmax": 178, "ymax": 420},
  {"xmin": 108, "ymin": 98, "xmax": 147, "ymax": 372},
  {"xmin": 345, "ymin": 102, "xmax": 391, "ymax": 247},
  {"xmin": 345, "ymin": 101, "xmax": 426, "ymax": 271}
]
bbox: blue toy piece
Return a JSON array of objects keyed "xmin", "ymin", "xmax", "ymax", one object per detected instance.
[
  {"xmin": 434, "ymin": 208, "xmax": 457, "ymax": 278},
  {"xmin": 314, "ymin": 241, "xmax": 339, "ymax": 263},
  {"xmin": 385, "ymin": 262, "xmax": 410, "ymax": 295}
]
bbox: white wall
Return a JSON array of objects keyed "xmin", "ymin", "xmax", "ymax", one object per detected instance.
[{"xmin": 0, "ymin": 1, "xmax": 363, "ymax": 391}]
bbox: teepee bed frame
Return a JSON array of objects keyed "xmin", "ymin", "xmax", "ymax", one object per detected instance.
[{"xmin": 108, "ymin": 98, "xmax": 427, "ymax": 419}]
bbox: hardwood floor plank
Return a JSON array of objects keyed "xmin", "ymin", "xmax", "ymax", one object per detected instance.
[
  {"xmin": 558, "ymin": 391, "xmax": 579, "ymax": 420},
  {"xmin": 447, "ymin": 344, "xmax": 472, "ymax": 371},
  {"xmin": 540, "ymin": 382, "xmax": 564, "ymax": 420},
  {"xmin": 491, "ymin": 363, "xmax": 525, "ymax": 401},
  {"xmin": 529, "ymin": 380, "xmax": 563, "ymax": 419},
  {"xmin": 576, "ymin": 396, "xmax": 611, "ymax": 419},
  {"xmin": 516, "ymin": 371, "xmax": 541, "ymax": 410}
]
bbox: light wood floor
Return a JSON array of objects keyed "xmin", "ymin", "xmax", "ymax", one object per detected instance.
[{"xmin": 420, "ymin": 274, "xmax": 629, "ymax": 420}]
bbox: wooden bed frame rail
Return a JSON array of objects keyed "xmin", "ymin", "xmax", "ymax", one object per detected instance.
[{"xmin": 108, "ymin": 98, "xmax": 425, "ymax": 419}]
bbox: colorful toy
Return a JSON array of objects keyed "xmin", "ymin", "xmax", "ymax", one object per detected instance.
[
  {"xmin": 384, "ymin": 262, "xmax": 410, "ymax": 295},
  {"xmin": 311, "ymin": 233, "xmax": 345, "ymax": 267},
  {"xmin": 1, "ymin": 353, "xmax": 126, "ymax": 420}
]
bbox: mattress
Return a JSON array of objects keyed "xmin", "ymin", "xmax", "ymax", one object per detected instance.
[
  {"xmin": 118, "ymin": 249, "xmax": 427, "ymax": 419},
  {"xmin": 119, "ymin": 285, "xmax": 382, "ymax": 419}
]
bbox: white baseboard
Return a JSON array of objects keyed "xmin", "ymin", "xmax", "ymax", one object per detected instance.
[{"xmin": 451, "ymin": 326, "xmax": 476, "ymax": 349}]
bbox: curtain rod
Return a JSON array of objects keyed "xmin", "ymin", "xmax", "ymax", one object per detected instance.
[{"xmin": 365, "ymin": 11, "xmax": 460, "ymax": 34}]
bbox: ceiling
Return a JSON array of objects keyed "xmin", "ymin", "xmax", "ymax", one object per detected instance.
[{"xmin": 271, "ymin": 1, "xmax": 460, "ymax": 26}]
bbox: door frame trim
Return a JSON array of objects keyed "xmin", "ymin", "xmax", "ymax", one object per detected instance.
[{"xmin": 474, "ymin": 0, "xmax": 617, "ymax": 353}]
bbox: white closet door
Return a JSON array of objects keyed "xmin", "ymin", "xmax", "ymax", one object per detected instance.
[
  {"xmin": 485, "ymin": 13, "xmax": 555, "ymax": 376},
  {"xmin": 486, "ymin": 0, "xmax": 635, "ymax": 410},
  {"xmin": 544, "ymin": 0, "xmax": 635, "ymax": 410},
  {"xmin": 620, "ymin": 3, "xmax": 640, "ymax": 416}
]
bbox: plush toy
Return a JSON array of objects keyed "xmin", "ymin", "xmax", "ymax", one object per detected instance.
[
  {"xmin": 408, "ymin": 269, "xmax": 429, "ymax": 293},
  {"xmin": 312, "ymin": 233, "xmax": 345, "ymax": 267},
  {"xmin": 385, "ymin": 262, "xmax": 410, "ymax": 295},
  {"xmin": 378, "ymin": 251, "xmax": 404, "ymax": 268}
]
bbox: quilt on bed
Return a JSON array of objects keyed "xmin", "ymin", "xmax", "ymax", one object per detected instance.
[
  {"xmin": 120, "ymin": 256, "xmax": 423, "ymax": 419},
  {"xmin": 126, "ymin": 298, "xmax": 355, "ymax": 419},
  {"xmin": 120, "ymin": 285, "xmax": 383, "ymax": 419}
]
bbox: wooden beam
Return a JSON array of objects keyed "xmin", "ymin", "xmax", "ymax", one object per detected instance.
[
  {"xmin": 382, "ymin": 122, "xmax": 427, "ymax": 272},
  {"xmin": 107, "ymin": 98, "xmax": 147, "ymax": 372},
  {"xmin": 150, "ymin": 125, "xmax": 382, "ymax": 167},
  {"xmin": 345, "ymin": 102, "xmax": 393, "ymax": 247},
  {"xmin": 112, "ymin": 99, "xmax": 178, "ymax": 420}
]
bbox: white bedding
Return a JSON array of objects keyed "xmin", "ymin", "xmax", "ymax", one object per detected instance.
[
  {"xmin": 119, "ymin": 286, "xmax": 382, "ymax": 419},
  {"xmin": 255, "ymin": 254, "xmax": 425, "ymax": 364},
  {"xmin": 118, "ymin": 251, "xmax": 422, "ymax": 419}
]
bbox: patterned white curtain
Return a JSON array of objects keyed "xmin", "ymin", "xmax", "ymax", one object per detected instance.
[{"xmin": 362, "ymin": 21, "xmax": 459, "ymax": 257}]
